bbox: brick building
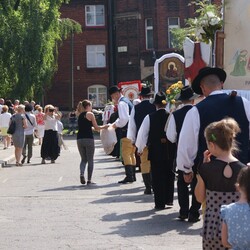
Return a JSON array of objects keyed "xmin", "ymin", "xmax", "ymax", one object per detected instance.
[
  {"xmin": 46, "ymin": 0, "xmax": 110, "ymax": 110},
  {"xmin": 46, "ymin": 0, "xmax": 220, "ymax": 110}
]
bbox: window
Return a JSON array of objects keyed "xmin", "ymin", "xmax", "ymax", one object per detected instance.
[
  {"xmin": 88, "ymin": 85, "xmax": 107, "ymax": 107},
  {"xmin": 145, "ymin": 18, "xmax": 153, "ymax": 50},
  {"xmin": 85, "ymin": 5, "xmax": 105, "ymax": 26},
  {"xmin": 86, "ymin": 45, "xmax": 106, "ymax": 68},
  {"xmin": 168, "ymin": 17, "xmax": 180, "ymax": 48}
]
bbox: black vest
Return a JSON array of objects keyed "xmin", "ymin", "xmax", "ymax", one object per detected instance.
[
  {"xmin": 196, "ymin": 94, "xmax": 249, "ymax": 164},
  {"xmin": 172, "ymin": 105, "xmax": 193, "ymax": 143},
  {"xmin": 134, "ymin": 100, "xmax": 156, "ymax": 133},
  {"xmin": 147, "ymin": 109, "xmax": 169, "ymax": 161}
]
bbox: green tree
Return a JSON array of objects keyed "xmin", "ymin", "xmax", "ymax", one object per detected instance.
[{"xmin": 0, "ymin": 0, "xmax": 81, "ymax": 101}]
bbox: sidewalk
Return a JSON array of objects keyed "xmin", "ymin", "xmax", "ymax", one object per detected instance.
[
  {"xmin": 0, "ymin": 139, "xmax": 40, "ymax": 168},
  {"xmin": 0, "ymin": 145, "xmax": 15, "ymax": 168}
]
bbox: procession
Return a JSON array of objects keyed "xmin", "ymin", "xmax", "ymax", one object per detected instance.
[
  {"xmin": 1, "ymin": 0, "xmax": 250, "ymax": 249},
  {"xmin": 1, "ymin": 65, "xmax": 250, "ymax": 249}
]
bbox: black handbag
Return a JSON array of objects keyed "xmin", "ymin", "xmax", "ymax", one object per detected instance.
[{"xmin": 7, "ymin": 117, "xmax": 16, "ymax": 134}]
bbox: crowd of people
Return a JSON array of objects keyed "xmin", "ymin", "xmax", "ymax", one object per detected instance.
[
  {"xmin": 0, "ymin": 99, "xmax": 63, "ymax": 166},
  {"xmin": 0, "ymin": 66, "xmax": 250, "ymax": 249}
]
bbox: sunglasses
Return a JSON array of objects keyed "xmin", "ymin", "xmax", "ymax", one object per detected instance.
[{"xmin": 49, "ymin": 109, "xmax": 55, "ymax": 112}]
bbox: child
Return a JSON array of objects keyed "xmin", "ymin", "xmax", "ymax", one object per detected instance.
[
  {"xmin": 195, "ymin": 118, "xmax": 246, "ymax": 250},
  {"xmin": 57, "ymin": 119, "xmax": 67, "ymax": 150},
  {"xmin": 220, "ymin": 166, "xmax": 250, "ymax": 249}
]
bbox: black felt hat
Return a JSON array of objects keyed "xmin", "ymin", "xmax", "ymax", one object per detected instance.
[
  {"xmin": 109, "ymin": 85, "xmax": 121, "ymax": 95},
  {"xmin": 152, "ymin": 91, "xmax": 166, "ymax": 105},
  {"xmin": 138, "ymin": 86, "xmax": 154, "ymax": 96},
  {"xmin": 192, "ymin": 67, "xmax": 227, "ymax": 95},
  {"xmin": 176, "ymin": 86, "xmax": 198, "ymax": 101}
]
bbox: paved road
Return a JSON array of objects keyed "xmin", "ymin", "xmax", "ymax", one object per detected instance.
[{"xmin": 0, "ymin": 136, "xmax": 202, "ymax": 250}]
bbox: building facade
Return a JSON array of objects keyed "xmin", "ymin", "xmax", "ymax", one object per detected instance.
[{"xmin": 46, "ymin": 0, "xmax": 220, "ymax": 109}]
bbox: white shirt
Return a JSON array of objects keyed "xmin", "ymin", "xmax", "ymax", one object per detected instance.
[
  {"xmin": 44, "ymin": 115, "xmax": 58, "ymax": 131},
  {"xmin": 57, "ymin": 120, "xmax": 64, "ymax": 134},
  {"xmin": 24, "ymin": 112, "xmax": 37, "ymax": 135},
  {"xmin": 114, "ymin": 95, "xmax": 130, "ymax": 128},
  {"xmin": 166, "ymin": 104, "xmax": 193, "ymax": 143},
  {"xmin": 127, "ymin": 106, "xmax": 137, "ymax": 143},
  {"xmin": 177, "ymin": 91, "xmax": 250, "ymax": 173},
  {"xmin": 135, "ymin": 115, "xmax": 150, "ymax": 154},
  {"xmin": 0, "ymin": 112, "xmax": 11, "ymax": 128}
]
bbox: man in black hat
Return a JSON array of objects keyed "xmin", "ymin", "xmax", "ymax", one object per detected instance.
[
  {"xmin": 108, "ymin": 85, "xmax": 135, "ymax": 184},
  {"xmin": 136, "ymin": 92, "xmax": 175, "ymax": 209},
  {"xmin": 177, "ymin": 67, "xmax": 250, "ymax": 202},
  {"xmin": 166, "ymin": 85, "xmax": 200, "ymax": 222},
  {"xmin": 127, "ymin": 86, "xmax": 156, "ymax": 194}
]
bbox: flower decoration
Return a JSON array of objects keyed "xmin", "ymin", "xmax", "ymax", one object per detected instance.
[
  {"xmin": 165, "ymin": 81, "xmax": 183, "ymax": 105},
  {"xmin": 170, "ymin": 1, "xmax": 223, "ymax": 49},
  {"xmin": 190, "ymin": 2, "xmax": 223, "ymax": 44}
]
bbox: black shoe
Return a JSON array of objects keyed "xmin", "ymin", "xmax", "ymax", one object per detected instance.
[
  {"xmin": 21, "ymin": 156, "xmax": 26, "ymax": 164},
  {"xmin": 166, "ymin": 202, "xmax": 173, "ymax": 206},
  {"xmin": 118, "ymin": 177, "xmax": 133, "ymax": 184},
  {"xmin": 51, "ymin": 160, "xmax": 55, "ymax": 164},
  {"xmin": 41, "ymin": 159, "xmax": 45, "ymax": 164},
  {"xmin": 80, "ymin": 175, "xmax": 86, "ymax": 185},
  {"xmin": 144, "ymin": 188, "xmax": 152, "ymax": 195},
  {"xmin": 27, "ymin": 158, "xmax": 30, "ymax": 164},
  {"xmin": 178, "ymin": 214, "xmax": 188, "ymax": 221},
  {"xmin": 188, "ymin": 214, "xmax": 200, "ymax": 223},
  {"xmin": 154, "ymin": 205, "xmax": 165, "ymax": 210}
]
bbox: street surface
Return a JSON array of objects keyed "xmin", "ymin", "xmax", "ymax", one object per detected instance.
[{"xmin": 0, "ymin": 136, "xmax": 202, "ymax": 250}]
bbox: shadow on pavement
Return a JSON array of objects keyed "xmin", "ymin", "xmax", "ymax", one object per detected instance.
[
  {"xmin": 103, "ymin": 212, "xmax": 201, "ymax": 237},
  {"xmin": 39, "ymin": 182, "xmax": 120, "ymax": 192}
]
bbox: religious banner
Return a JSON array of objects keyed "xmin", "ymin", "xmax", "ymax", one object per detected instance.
[
  {"xmin": 118, "ymin": 80, "xmax": 142, "ymax": 101},
  {"xmin": 224, "ymin": 0, "xmax": 250, "ymax": 90},
  {"xmin": 154, "ymin": 53, "xmax": 185, "ymax": 93},
  {"xmin": 183, "ymin": 37, "xmax": 211, "ymax": 84}
]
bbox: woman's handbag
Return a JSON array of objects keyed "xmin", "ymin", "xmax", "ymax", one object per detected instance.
[{"xmin": 7, "ymin": 117, "xmax": 16, "ymax": 135}]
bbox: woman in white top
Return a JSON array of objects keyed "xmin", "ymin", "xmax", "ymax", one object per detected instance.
[
  {"xmin": 0, "ymin": 105, "xmax": 12, "ymax": 149},
  {"xmin": 40, "ymin": 104, "xmax": 61, "ymax": 164}
]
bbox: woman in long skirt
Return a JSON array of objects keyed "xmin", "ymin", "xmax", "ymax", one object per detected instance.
[{"xmin": 41, "ymin": 104, "xmax": 61, "ymax": 164}]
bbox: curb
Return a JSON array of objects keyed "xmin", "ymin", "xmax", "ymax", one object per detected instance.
[
  {"xmin": 0, "ymin": 139, "xmax": 39, "ymax": 169},
  {"xmin": 0, "ymin": 154, "xmax": 15, "ymax": 168}
]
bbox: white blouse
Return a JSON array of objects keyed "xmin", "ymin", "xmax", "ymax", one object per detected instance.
[
  {"xmin": 44, "ymin": 115, "xmax": 58, "ymax": 131},
  {"xmin": 0, "ymin": 112, "xmax": 11, "ymax": 128}
]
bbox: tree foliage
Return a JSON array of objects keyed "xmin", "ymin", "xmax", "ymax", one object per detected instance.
[{"xmin": 0, "ymin": 0, "xmax": 82, "ymax": 101}]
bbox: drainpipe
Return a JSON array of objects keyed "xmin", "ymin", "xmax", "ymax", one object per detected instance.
[
  {"xmin": 108, "ymin": 0, "xmax": 116, "ymax": 86},
  {"xmin": 70, "ymin": 31, "xmax": 74, "ymax": 109}
]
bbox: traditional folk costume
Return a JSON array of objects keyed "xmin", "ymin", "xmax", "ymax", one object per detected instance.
[{"xmin": 136, "ymin": 92, "xmax": 175, "ymax": 209}]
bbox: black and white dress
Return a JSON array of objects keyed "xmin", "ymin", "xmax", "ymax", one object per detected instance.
[{"xmin": 198, "ymin": 160, "xmax": 245, "ymax": 250}]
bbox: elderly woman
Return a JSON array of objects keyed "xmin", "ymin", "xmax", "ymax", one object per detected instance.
[
  {"xmin": 41, "ymin": 104, "xmax": 61, "ymax": 164},
  {"xmin": 11, "ymin": 105, "xmax": 27, "ymax": 166},
  {"xmin": 0, "ymin": 105, "xmax": 12, "ymax": 149}
]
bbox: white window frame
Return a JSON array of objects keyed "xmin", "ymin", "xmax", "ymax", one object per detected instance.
[
  {"xmin": 145, "ymin": 18, "xmax": 153, "ymax": 50},
  {"xmin": 88, "ymin": 85, "xmax": 107, "ymax": 107},
  {"xmin": 85, "ymin": 5, "xmax": 105, "ymax": 27},
  {"xmin": 168, "ymin": 17, "xmax": 180, "ymax": 48},
  {"xmin": 86, "ymin": 45, "xmax": 106, "ymax": 68}
]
